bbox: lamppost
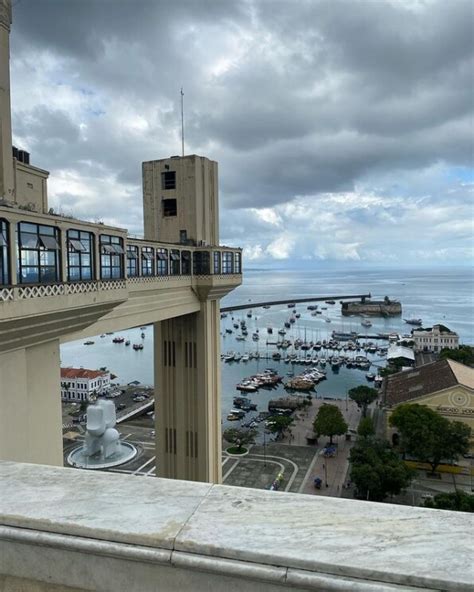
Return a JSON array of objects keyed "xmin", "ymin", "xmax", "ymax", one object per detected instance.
[
  {"xmin": 263, "ymin": 429, "xmax": 267, "ymax": 467},
  {"xmin": 323, "ymin": 460, "xmax": 328, "ymax": 487}
]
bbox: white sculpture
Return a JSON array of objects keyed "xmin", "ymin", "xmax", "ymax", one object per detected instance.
[{"xmin": 84, "ymin": 399, "xmax": 120, "ymax": 459}]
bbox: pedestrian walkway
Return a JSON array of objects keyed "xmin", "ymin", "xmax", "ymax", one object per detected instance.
[{"xmin": 280, "ymin": 397, "xmax": 361, "ymax": 497}]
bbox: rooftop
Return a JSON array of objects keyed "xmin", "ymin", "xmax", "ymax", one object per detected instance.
[
  {"xmin": 386, "ymin": 345, "xmax": 415, "ymax": 362},
  {"xmin": 60, "ymin": 367, "xmax": 109, "ymax": 380},
  {"xmin": 383, "ymin": 358, "xmax": 474, "ymax": 407}
]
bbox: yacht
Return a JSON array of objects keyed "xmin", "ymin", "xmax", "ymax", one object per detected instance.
[{"xmin": 361, "ymin": 319, "xmax": 372, "ymax": 328}]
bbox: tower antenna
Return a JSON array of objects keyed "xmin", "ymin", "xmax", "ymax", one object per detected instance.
[{"xmin": 180, "ymin": 87, "xmax": 184, "ymax": 157}]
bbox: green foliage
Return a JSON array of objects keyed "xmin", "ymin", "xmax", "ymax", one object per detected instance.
[
  {"xmin": 439, "ymin": 345, "xmax": 474, "ymax": 366},
  {"xmin": 266, "ymin": 415, "xmax": 294, "ymax": 434},
  {"xmin": 349, "ymin": 438, "xmax": 413, "ymax": 501},
  {"xmin": 357, "ymin": 416, "xmax": 375, "ymax": 438},
  {"xmin": 223, "ymin": 427, "xmax": 256, "ymax": 452},
  {"xmin": 348, "ymin": 386, "xmax": 378, "ymax": 417},
  {"xmin": 313, "ymin": 404, "xmax": 348, "ymax": 444},
  {"xmin": 389, "ymin": 404, "xmax": 471, "ymax": 473},
  {"xmin": 424, "ymin": 490, "xmax": 474, "ymax": 512}
]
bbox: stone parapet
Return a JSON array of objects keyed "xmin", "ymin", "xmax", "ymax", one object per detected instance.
[{"xmin": 0, "ymin": 461, "xmax": 472, "ymax": 591}]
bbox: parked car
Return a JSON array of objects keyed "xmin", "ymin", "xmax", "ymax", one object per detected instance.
[{"xmin": 117, "ymin": 403, "xmax": 126, "ymax": 410}]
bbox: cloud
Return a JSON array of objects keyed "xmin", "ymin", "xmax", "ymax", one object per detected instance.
[{"xmin": 8, "ymin": 0, "xmax": 473, "ymax": 265}]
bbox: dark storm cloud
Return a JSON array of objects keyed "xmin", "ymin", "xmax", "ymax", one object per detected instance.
[{"xmin": 8, "ymin": 0, "xmax": 473, "ymax": 262}]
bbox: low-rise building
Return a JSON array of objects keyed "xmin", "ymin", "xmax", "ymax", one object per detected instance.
[
  {"xmin": 60, "ymin": 367, "xmax": 111, "ymax": 402},
  {"xmin": 383, "ymin": 358, "xmax": 474, "ymax": 449},
  {"xmin": 412, "ymin": 324, "xmax": 459, "ymax": 352},
  {"xmin": 386, "ymin": 345, "xmax": 415, "ymax": 367}
]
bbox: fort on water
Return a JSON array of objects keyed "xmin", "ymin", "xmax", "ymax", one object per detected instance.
[{"xmin": 341, "ymin": 296, "xmax": 402, "ymax": 317}]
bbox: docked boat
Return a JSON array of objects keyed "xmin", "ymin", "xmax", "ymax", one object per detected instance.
[
  {"xmin": 284, "ymin": 322, "xmax": 291, "ymax": 329},
  {"xmin": 262, "ymin": 305, "xmax": 271, "ymax": 309},
  {"xmin": 361, "ymin": 319, "xmax": 372, "ymax": 328},
  {"xmin": 83, "ymin": 341, "xmax": 94, "ymax": 345},
  {"xmin": 133, "ymin": 343, "xmax": 144, "ymax": 350},
  {"xmin": 404, "ymin": 318, "xmax": 422, "ymax": 326},
  {"xmin": 366, "ymin": 373, "xmax": 376, "ymax": 381},
  {"xmin": 325, "ymin": 300, "xmax": 336, "ymax": 305},
  {"xmin": 236, "ymin": 335, "xmax": 246, "ymax": 341},
  {"xmin": 307, "ymin": 305, "xmax": 318, "ymax": 310},
  {"xmin": 236, "ymin": 381, "xmax": 257, "ymax": 392},
  {"xmin": 113, "ymin": 337, "xmax": 125, "ymax": 343}
]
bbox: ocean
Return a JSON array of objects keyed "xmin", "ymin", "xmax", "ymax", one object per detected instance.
[{"xmin": 60, "ymin": 266, "xmax": 473, "ymax": 426}]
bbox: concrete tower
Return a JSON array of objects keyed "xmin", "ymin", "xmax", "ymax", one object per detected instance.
[
  {"xmin": 142, "ymin": 155, "xmax": 219, "ymax": 246},
  {"xmin": 0, "ymin": 0, "xmax": 13, "ymax": 202}
]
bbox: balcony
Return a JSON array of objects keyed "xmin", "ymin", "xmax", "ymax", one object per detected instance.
[{"xmin": 0, "ymin": 460, "xmax": 471, "ymax": 592}]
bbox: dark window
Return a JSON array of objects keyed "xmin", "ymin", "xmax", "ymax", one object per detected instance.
[
  {"xmin": 0, "ymin": 219, "xmax": 9, "ymax": 285},
  {"xmin": 170, "ymin": 250, "xmax": 180, "ymax": 275},
  {"xmin": 161, "ymin": 171, "xmax": 176, "ymax": 190},
  {"xmin": 126, "ymin": 245, "xmax": 139, "ymax": 277},
  {"xmin": 181, "ymin": 250, "xmax": 191, "ymax": 275},
  {"xmin": 17, "ymin": 222, "xmax": 60, "ymax": 284},
  {"xmin": 157, "ymin": 248, "xmax": 168, "ymax": 275},
  {"xmin": 234, "ymin": 252, "xmax": 242, "ymax": 274},
  {"xmin": 193, "ymin": 251, "xmax": 210, "ymax": 275},
  {"xmin": 213, "ymin": 251, "xmax": 221, "ymax": 274},
  {"xmin": 163, "ymin": 199, "xmax": 177, "ymax": 217},
  {"xmin": 67, "ymin": 229, "xmax": 94, "ymax": 281},
  {"xmin": 141, "ymin": 246, "xmax": 154, "ymax": 276},
  {"xmin": 222, "ymin": 252, "xmax": 234, "ymax": 274},
  {"xmin": 100, "ymin": 235, "xmax": 124, "ymax": 279}
]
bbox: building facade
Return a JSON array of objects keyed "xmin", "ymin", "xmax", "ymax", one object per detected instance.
[
  {"xmin": 383, "ymin": 358, "xmax": 474, "ymax": 450},
  {"xmin": 412, "ymin": 324, "xmax": 459, "ymax": 352},
  {"xmin": 60, "ymin": 368, "xmax": 111, "ymax": 402}
]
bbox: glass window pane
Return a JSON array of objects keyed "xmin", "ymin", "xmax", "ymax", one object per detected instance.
[
  {"xmin": 20, "ymin": 233, "xmax": 38, "ymax": 248},
  {"xmin": 20, "ymin": 267, "xmax": 39, "ymax": 283},
  {"xmin": 40, "ymin": 235, "xmax": 60, "ymax": 250}
]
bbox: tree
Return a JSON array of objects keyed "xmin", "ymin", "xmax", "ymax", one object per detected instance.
[
  {"xmin": 223, "ymin": 427, "xmax": 256, "ymax": 453},
  {"xmin": 424, "ymin": 490, "xmax": 474, "ymax": 513},
  {"xmin": 349, "ymin": 438, "xmax": 413, "ymax": 501},
  {"xmin": 439, "ymin": 345, "xmax": 474, "ymax": 367},
  {"xmin": 357, "ymin": 416, "xmax": 375, "ymax": 438},
  {"xmin": 313, "ymin": 404, "xmax": 348, "ymax": 444},
  {"xmin": 266, "ymin": 415, "xmax": 294, "ymax": 436},
  {"xmin": 389, "ymin": 404, "xmax": 471, "ymax": 473},
  {"xmin": 348, "ymin": 386, "xmax": 378, "ymax": 417}
]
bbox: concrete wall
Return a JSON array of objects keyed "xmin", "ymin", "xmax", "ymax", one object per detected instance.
[{"xmin": 1, "ymin": 461, "xmax": 472, "ymax": 592}]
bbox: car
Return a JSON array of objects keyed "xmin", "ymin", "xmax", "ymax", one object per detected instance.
[
  {"xmin": 150, "ymin": 430, "xmax": 155, "ymax": 437},
  {"xmin": 117, "ymin": 403, "xmax": 126, "ymax": 410}
]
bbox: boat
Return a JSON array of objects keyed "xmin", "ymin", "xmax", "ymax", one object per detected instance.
[
  {"xmin": 113, "ymin": 337, "xmax": 125, "ymax": 343},
  {"xmin": 366, "ymin": 373, "xmax": 376, "ymax": 381},
  {"xmin": 404, "ymin": 318, "xmax": 422, "ymax": 326},
  {"xmin": 284, "ymin": 322, "xmax": 291, "ymax": 329},
  {"xmin": 125, "ymin": 340, "xmax": 130, "ymax": 346},
  {"xmin": 220, "ymin": 313, "xmax": 228, "ymax": 319},
  {"xmin": 132, "ymin": 343, "xmax": 144, "ymax": 350},
  {"xmin": 241, "ymin": 354, "xmax": 250, "ymax": 362},
  {"xmin": 236, "ymin": 335, "xmax": 246, "ymax": 341},
  {"xmin": 361, "ymin": 320, "xmax": 372, "ymax": 328},
  {"xmin": 141, "ymin": 332, "xmax": 145, "ymax": 338},
  {"xmin": 267, "ymin": 327, "xmax": 273, "ymax": 334},
  {"xmin": 100, "ymin": 334, "xmax": 106, "ymax": 338},
  {"xmin": 295, "ymin": 313, "xmax": 301, "ymax": 319},
  {"xmin": 247, "ymin": 311, "xmax": 252, "ymax": 318},
  {"xmin": 278, "ymin": 329, "xmax": 286, "ymax": 335},
  {"xmin": 287, "ymin": 303, "xmax": 295, "ymax": 308},
  {"xmin": 140, "ymin": 326, "xmax": 148, "ymax": 330},
  {"xmin": 374, "ymin": 376, "xmax": 384, "ymax": 386},
  {"xmin": 262, "ymin": 305, "xmax": 271, "ymax": 309},
  {"xmin": 289, "ymin": 316, "xmax": 296, "ymax": 324},
  {"xmin": 325, "ymin": 300, "xmax": 336, "ymax": 305},
  {"xmin": 325, "ymin": 318, "xmax": 331, "ymax": 323},
  {"xmin": 307, "ymin": 305, "xmax": 318, "ymax": 310},
  {"xmin": 225, "ymin": 328, "xmax": 233, "ymax": 334},
  {"xmin": 83, "ymin": 341, "xmax": 94, "ymax": 345},
  {"xmin": 236, "ymin": 382, "xmax": 257, "ymax": 392}
]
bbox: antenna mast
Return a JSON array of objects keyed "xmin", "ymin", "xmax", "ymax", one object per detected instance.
[{"xmin": 180, "ymin": 87, "xmax": 184, "ymax": 157}]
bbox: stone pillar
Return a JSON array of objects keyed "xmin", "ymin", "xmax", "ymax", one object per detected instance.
[
  {"xmin": 0, "ymin": 338, "xmax": 63, "ymax": 465},
  {"xmin": 154, "ymin": 299, "xmax": 222, "ymax": 483}
]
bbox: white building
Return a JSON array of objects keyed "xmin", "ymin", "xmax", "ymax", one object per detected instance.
[
  {"xmin": 412, "ymin": 324, "xmax": 459, "ymax": 353},
  {"xmin": 60, "ymin": 368, "xmax": 111, "ymax": 402}
]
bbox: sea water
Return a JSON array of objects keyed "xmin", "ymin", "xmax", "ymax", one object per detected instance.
[{"xmin": 60, "ymin": 266, "xmax": 474, "ymax": 426}]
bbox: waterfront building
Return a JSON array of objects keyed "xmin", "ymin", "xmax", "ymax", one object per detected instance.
[
  {"xmin": 60, "ymin": 367, "xmax": 111, "ymax": 401},
  {"xmin": 412, "ymin": 324, "xmax": 459, "ymax": 352},
  {"xmin": 383, "ymin": 358, "xmax": 474, "ymax": 450},
  {"xmin": 386, "ymin": 345, "xmax": 415, "ymax": 368},
  {"xmin": 0, "ymin": 0, "xmax": 241, "ymax": 482}
]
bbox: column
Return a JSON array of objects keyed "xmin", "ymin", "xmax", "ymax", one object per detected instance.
[
  {"xmin": 154, "ymin": 299, "xmax": 222, "ymax": 483},
  {"xmin": 0, "ymin": 338, "xmax": 63, "ymax": 465}
]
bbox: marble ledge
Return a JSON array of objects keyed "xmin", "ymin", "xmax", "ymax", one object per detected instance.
[{"xmin": 1, "ymin": 461, "xmax": 473, "ymax": 591}]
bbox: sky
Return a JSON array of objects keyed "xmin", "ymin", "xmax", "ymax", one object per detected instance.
[{"xmin": 9, "ymin": 0, "xmax": 474, "ymax": 268}]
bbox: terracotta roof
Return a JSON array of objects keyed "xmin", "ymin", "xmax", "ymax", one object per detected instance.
[
  {"xmin": 383, "ymin": 358, "xmax": 474, "ymax": 407},
  {"xmin": 61, "ymin": 367, "xmax": 108, "ymax": 380}
]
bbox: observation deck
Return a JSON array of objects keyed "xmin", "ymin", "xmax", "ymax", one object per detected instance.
[{"xmin": 0, "ymin": 205, "xmax": 242, "ymax": 352}]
